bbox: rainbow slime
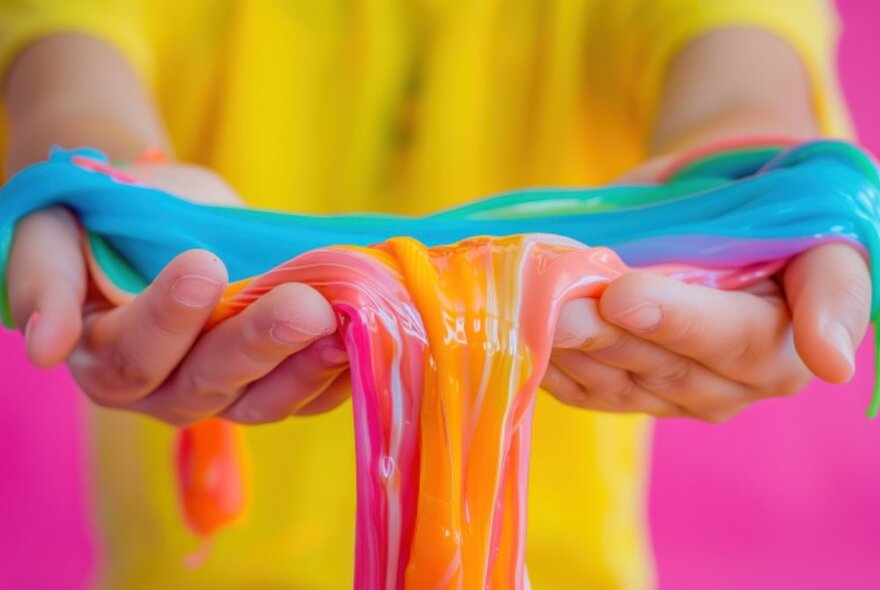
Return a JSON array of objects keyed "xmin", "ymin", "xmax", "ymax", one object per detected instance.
[{"xmin": 1, "ymin": 141, "xmax": 879, "ymax": 588}]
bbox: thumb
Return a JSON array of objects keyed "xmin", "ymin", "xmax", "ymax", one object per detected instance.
[
  {"xmin": 8, "ymin": 208, "xmax": 87, "ymax": 368},
  {"xmin": 783, "ymin": 243, "xmax": 872, "ymax": 384},
  {"xmin": 553, "ymin": 298, "xmax": 603, "ymax": 349}
]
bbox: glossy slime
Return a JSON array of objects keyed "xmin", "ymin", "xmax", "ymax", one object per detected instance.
[{"xmin": 1, "ymin": 140, "xmax": 879, "ymax": 588}]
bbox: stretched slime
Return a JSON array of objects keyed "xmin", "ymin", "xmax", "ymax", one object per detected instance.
[{"xmin": 1, "ymin": 140, "xmax": 879, "ymax": 588}]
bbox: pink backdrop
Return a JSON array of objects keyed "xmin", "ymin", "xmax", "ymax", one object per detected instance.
[
  {"xmin": 651, "ymin": 1, "xmax": 880, "ymax": 588},
  {"xmin": 0, "ymin": 1, "xmax": 878, "ymax": 588}
]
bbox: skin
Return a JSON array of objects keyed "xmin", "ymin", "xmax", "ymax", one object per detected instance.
[
  {"xmin": 2, "ymin": 29, "xmax": 872, "ymax": 426},
  {"xmin": 547, "ymin": 29, "xmax": 871, "ymax": 421}
]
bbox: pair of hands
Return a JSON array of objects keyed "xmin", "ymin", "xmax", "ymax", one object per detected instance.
[{"xmin": 9, "ymin": 160, "xmax": 872, "ymax": 426}]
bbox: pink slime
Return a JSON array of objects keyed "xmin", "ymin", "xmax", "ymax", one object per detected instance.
[{"xmin": 202, "ymin": 234, "xmax": 781, "ymax": 588}]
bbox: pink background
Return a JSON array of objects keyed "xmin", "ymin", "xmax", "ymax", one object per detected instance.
[
  {"xmin": 651, "ymin": 1, "xmax": 880, "ymax": 587},
  {"xmin": 0, "ymin": 1, "xmax": 878, "ymax": 588}
]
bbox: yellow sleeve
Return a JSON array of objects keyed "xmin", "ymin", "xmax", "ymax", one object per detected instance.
[
  {"xmin": 0, "ymin": 0, "xmax": 152, "ymax": 84},
  {"xmin": 596, "ymin": 0, "xmax": 851, "ymax": 139}
]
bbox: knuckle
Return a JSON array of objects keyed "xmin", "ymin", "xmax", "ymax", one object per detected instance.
[
  {"xmin": 177, "ymin": 368, "xmax": 214, "ymax": 398},
  {"xmin": 569, "ymin": 387, "xmax": 597, "ymax": 410},
  {"xmin": 663, "ymin": 314, "xmax": 703, "ymax": 347},
  {"xmin": 591, "ymin": 328, "xmax": 633, "ymax": 355},
  {"xmin": 177, "ymin": 370, "xmax": 239, "ymax": 405},
  {"xmin": 107, "ymin": 346, "xmax": 155, "ymax": 393},
  {"xmin": 150, "ymin": 303, "xmax": 194, "ymax": 338},
  {"xmin": 838, "ymin": 274, "xmax": 872, "ymax": 313},
  {"xmin": 241, "ymin": 314, "xmax": 284, "ymax": 360},
  {"xmin": 721, "ymin": 336, "xmax": 762, "ymax": 369},
  {"xmin": 541, "ymin": 365, "xmax": 565, "ymax": 393},
  {"xmin": 635, "ymin": 358, "xmax": 693, "ymax": 390},
  {"xmin": 139, "ymin": 388, "xmax": 230, "ymax": 427},
  {"xmin": 271, "ymin": 283, "xmax": 333, "ymax": 328},
  {"xmin": 543, "ymin": 366, "xmax": 594, "ymax": 410},
  {"xmin": 595, "ymin": 377, "xmax": 638, "ymax": 407},
  {"xmin": 557, "ymin": 389, "xmax": 595, "ymax": 410}
]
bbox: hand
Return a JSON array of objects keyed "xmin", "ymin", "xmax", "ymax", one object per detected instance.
[
  {"xmin": 542, "ymin": 158, "xmax": 872, "ymax": 422},
  {"xmin": 9, "ymin": 162, "xmax": 350, "ymax": 426}
]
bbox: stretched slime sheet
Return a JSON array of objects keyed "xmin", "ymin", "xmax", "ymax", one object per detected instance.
[{"xmin": 1, "ymin": 140, "xmax": 880, "ymax": 588}]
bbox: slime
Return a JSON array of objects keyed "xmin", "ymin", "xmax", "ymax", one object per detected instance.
[{"xmin": 1, "ymin": 140, "xmax": 880, "ymax": 588}]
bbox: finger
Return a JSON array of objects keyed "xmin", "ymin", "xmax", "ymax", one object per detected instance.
[
  {"xmin": 7, "ymin": 208, "xmax": 86, "ymax": 367},
  {"xmin": 541, "ymin": 362, "xmax": 598, "ymax": 408},
  {"xmin": 295, "ymin": 369, "xmax": 351, "ymax": 416},
  {"xmin": 223, "ymin": 336, "xmax": 347, "ymax": 422},
  {"xmin": 544, "ymin": 352, "xmax": 684, "ymax": 418},
  {"xmin": 784, "ymin": 243, "xmax": 872, "ymax": 383},
  {"xmin": 598, "ymin": 271, "xmax": 798, "ymax": 387},
  {"xmin": 138, "ymin": 282, "xmax": 338, "ymax": 425},
  {"xmin": 552, "ymin": 297, "xmax": 759, "ymax": 420},
  {"xmin": 553, "ymin": 298, "xmax": 605, "ymax": 348},
  {"xmin": 70, "ymin": 249, "xmax": 227, "ymax": 405},
  {"xmin": 575, "ymin": 331, "xmax": 766, "ymax": 421}
]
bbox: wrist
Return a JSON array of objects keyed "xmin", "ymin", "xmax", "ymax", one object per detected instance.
[
  {"xmin": 649, "ymin": 106, "xmax": 819, "ymax": 157},
  {"xmin": 6, "ymin": 113, "xmax": 169, "ymax": 175}
]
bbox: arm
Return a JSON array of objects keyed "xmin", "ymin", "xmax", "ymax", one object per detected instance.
[
  {"xmin": 650, "ymin": 28, "xmax": 818, "ymax": 153},
  {"xmin": 545, "ymin": 28, "xmax": 871, "ymax": 421},
  {"xmin": 4, "ymin": 34, "xmax": 169, "ymax": 172},
  {"xmin": 4, "ymin": 35, "xmax": 347, "ymax": 425}
]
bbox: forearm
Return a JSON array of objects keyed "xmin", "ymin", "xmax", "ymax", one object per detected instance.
[
  {"xmin": 650, "ymin": 27, "xmax": 820, "ymax": 156},
  {"xmin": 2, "ymin": 33, "xmax": 170, "ymax": 175}
]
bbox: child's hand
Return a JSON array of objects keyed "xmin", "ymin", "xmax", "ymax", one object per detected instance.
[
  {"xmin": 543, "ymin": 158, "xmax": 872, "ymax": 422},
  {"xmin": 8, "ymin": 163, "xmax": 349, "ymax": 426}
]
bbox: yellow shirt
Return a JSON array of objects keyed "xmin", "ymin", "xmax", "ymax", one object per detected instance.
[{"xmin": 0, "ymin": 2, "xmax": 847, "ymax": 588}]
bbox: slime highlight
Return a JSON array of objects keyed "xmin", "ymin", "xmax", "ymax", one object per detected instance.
[
  {"xmin": 210, "ymin": 236, "xmax": 632, "ymax": 587},
  {"xmin": 1, "ymin": 140, "xmax": 879, "ymax": 587}
]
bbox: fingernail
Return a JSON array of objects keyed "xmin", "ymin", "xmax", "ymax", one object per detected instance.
[
  {"xmin": 172, "ymin": 275, "xmax": 221, "ymax": 308},
  {"xmin": 270, "ymin": 321, "xmax": 324, "ymax": 346},
  {"xmin": 319, "ymin": 341, "xmax": 348, "ymax": 365},
  {"xmin": 24, "ymin": 311, "xmax": 40, "ymax": 343},
  {"xmin": 609, "ymin": 302, "xmax": 662, "ymax": 332},
  {"xmin": 824, "ymin": 322, "xmax": 855, "ymax": 373}
]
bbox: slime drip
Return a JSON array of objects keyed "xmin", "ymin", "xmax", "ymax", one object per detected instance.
[
  {"xmin": 2, "ymin": 140, "xmax": 880, "ymax": 588},
  {"xmin": 195, "ymin": 235, "xmax": 810, "ymax": 588}
]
